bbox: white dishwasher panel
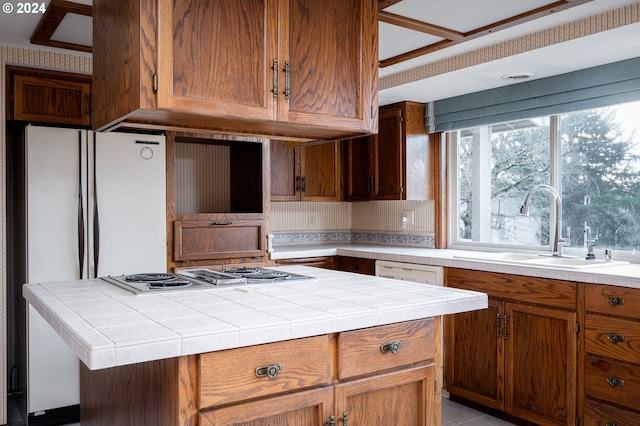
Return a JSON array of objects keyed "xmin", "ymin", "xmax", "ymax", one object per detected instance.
[{"xmin": 375, "ymin": 260, "xmax": 443, "ymax": 286}]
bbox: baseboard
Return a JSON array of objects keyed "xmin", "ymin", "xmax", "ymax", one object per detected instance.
[{"xmin": 28, "ymin": 404, "xmax": 80, "ymax": 426}]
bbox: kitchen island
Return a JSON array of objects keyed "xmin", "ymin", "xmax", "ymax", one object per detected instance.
[{"xmin": 23, "ymin": 265, "xmax": 487, "ymax": 425}]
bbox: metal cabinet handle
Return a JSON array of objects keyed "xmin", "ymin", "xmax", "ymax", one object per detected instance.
[
  {"xmin": 606, "ymin": 296, "xmax": 625, "ymax": 306},
  {"xmin": 339, "ymin": 412, "xmax": 349, "ymax": 426},
  {"xmin": 605, "ymin": 422, "xmax": 620, "ymax": 426},
  {"xmin": 283, "ymin": 60, "xmax": 290, "ymax": 100},
  {"xmin": 255, "ymin": 363, "xmax": 281, "ymax": 379},
  {"xmin": 212, "ymin": 221, "xmax": 232, "ymax": 225},
  {"xmin": 606, "ymin": 376, "xmax": 625, "ymax": 387},
  {"xmin": 495, "ymin": 314, "xmax": 501, "ymax": 337},
  {"xmin": 326, "ymin": 415, "xmax": 336, "ymax": 426},
  {"xmin": 607, "ymin": 334, "xmax": 625, "ymax": 344},
  {"xmin": 271, "ymin": 58, "xmax": 279, "ymax": 98},
  {"xmin": 503, "ymin": 315, "xmax": 508, "ymax": 340},
  {"xmin": 380, "ymin": 341, "xmax": 401, "ymax": 354}
]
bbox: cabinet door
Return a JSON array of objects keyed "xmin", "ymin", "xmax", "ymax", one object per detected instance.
[
  {"xmin": 173, "ymin": 220, "xmax": 266, "ymax": 261},
  {"xmin": 200, "ymin": 386, "xmax": 334, "ymax": 426},
  {"xmin": 13, "ymin": 75, "xmax": 91, "ymax": 126},
  {"xmin": 158, "ymin": 0, "xmax": 278, "ymax": 121},
  {"xmin": 334, "ymin": 365, "xmax": 436, "ymax": 426},
  {"xmin": 344, "ymin": 136, "xmax": 373, "ymax": 201},
  {"xmin": 505, "ymin": 302, "xmax": 576, "ymax": 426},
  {"xmin": 301, "ymin": 141, "xmax": 342, "ymax": 201},
  {"xmin": 270, "ymin": 140, "xmax": 300, "ymax": 201},
  {"xmin": 279, "ymin": 0, "xmax": 377, "ymax": 132},
  {"xmin": 445, "ymin": 298, "xmax": 504, "ymax": 410},
  {"xmin": 374, "ymin": 107, "xmax": 404, "ymax": 200}
]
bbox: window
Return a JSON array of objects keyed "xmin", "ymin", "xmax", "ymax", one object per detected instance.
[{"xmin": 449, "ymin": 100, "xmax": 640, "ymax": 259}]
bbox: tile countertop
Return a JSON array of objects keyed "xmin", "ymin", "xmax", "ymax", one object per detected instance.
[
  {"xmin": 271, "ymin": 243, "xmax": 640, "ymax": 289},
  {"xmin": 22, "ymin": 265, "xmax": 487, "ymax": 371}
]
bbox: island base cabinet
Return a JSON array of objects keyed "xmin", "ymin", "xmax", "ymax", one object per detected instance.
[
  {"xmin": 201, "ymin": 365, "xmax": 436, "ymax": 426},
  {"xmin": 79, "ymin": 319, "xmax": 440, "ymax": 426},
  {"xmin": 200, "ymin": 386, "xmax": 334, "ymax": 426},
  {"xmin": 335, "ymin": 365, "xmax": 436, "ymax": 426}
]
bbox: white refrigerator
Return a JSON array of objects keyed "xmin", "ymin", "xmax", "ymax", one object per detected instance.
[{"xmin": 24, "ymin": 125, "xmax": 167, "ymax": 420}]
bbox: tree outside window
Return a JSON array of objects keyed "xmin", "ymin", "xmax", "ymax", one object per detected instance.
[{"xmin": 452, "ymin": 100, "xmax": 640, "ymax": 255}]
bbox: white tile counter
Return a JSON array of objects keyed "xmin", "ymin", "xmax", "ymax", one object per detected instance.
[
  {"xmin": 271, "ymin": 243, "xmax": 640, "ymax": 289},
  {"xmin": 22, "ymin": 265, "xmax": 487, "ymax": 371}
]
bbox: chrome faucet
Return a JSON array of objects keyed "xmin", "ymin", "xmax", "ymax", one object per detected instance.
[
  {"xmin": 584, "ymin": 225, "xmax": 596, "ymax": 259},
  {"xmin": 519, "ymin": 184, "xmax": 568, "ymax": 257}
]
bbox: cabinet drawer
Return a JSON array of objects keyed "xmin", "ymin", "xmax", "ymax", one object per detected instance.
[
  {"xmin": 585, "ymin": 284, "xmax": 640, "ymax": 320},
  {"xmin": 338, "ymin": 318, "xmax": 434, "ymax": 379},
  {"xmin": 446, "ymin": 268, "xmax": 576, "ymax": 310},
  {"xmin": 585, "ymin": 314, "xmax": 640, "ymax": 364},
  {"xmin": 584, "ymin": 355, "xmax": 640, "ymax": 411},
  {"xmin": 199, "ymin": 335, "xmax": 329, "ymax": 408},
  {"xmin": 583, "ymin": 399, "xmax": 640, "ymax": 426},
  {"xmin": 336, "ymin": 256, "xmax": 375, "ymax": 275},
  {"xmin": 174, "ymin": 219, "xmax": 266, "ymax": 261}
]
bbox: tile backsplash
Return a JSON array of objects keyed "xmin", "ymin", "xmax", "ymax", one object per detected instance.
[{"xmin": 270, "ymin": 200, "xmax": 435, "ymax": 247}]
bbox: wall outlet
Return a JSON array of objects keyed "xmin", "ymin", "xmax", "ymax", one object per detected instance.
[
  {"xmin": 308, "ymin": 213, "xmax": 317, "ymax": 227},
  {"xmin": 402, "ymin": 210, "xmax": 414, "ymax": 225}
]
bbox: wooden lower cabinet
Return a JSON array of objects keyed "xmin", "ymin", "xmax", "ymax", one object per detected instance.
[
  {"xmin": 581, "ymin": 283, "xmax": 640, "ymax": 425},
  {"xmin": 200, "ymin": 386, "xmax": 334, "ymax": 426},
  {"xmin": 334, "ymin": 256, "xmax": 375, "ymax": 275},
  {"xmin": 80, "ymin": 318, "xmax": 439, "ymax": 426},
  {"xmin": 445, "ymin": 268, "xmax": 577, "ymax": 426},
  {"xmin": 335, "ymin": 365, "xmax": 435, "ymax": 426},
  {"xmin": 274, "ymin": 256, "xmax": 335, "ymax": 269}
]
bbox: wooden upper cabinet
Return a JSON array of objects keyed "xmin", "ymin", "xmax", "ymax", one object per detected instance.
[
  {"xmin": 92, "ymin": 0, "xmax": 378, "ymax": 141},
  {"xmin": 271, "ymin": 140, "xmax": 342, "ymax": 201},
  {"xmin": 344, "ymin": 101, "xmax": 429, "ymax": 201},
  {"xmin": 7, "ymin": 66, "xmax": 91, "ymax": 126},
  {"xmin": 160, "ymin": 0, "xmax": 277, "ymax": 122}
]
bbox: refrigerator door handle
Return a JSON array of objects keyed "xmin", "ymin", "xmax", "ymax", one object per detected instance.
[
  {"xmin": 93, "ymin": 136, "xmax": 100, "ymax": 278},
  {"xmin": 77, "ymin": 132, "xmax": 85, "ymax": 278}
]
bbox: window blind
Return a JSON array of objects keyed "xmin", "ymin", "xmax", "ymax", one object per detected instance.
[{"xmin": 428, "ymin": 56, "xmax": 640, "ymax": 133}]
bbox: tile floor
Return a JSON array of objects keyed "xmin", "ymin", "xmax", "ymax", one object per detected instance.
[
  {"xmin": 443, "ymin": 397, "xmax": 516, "ymax": 426},
  {"xmin": 8, "ymin": 395, "xmax": 512, "ymax": 425}
]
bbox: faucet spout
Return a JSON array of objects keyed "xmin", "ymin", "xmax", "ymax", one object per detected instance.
[{"xmin": 520, "ymin": 184, "xmax": 566, "ymax": 256}]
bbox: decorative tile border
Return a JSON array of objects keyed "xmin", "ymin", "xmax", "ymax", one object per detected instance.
[{"xmin": 272, "ymin": 231, "xmax": 435, "ymax": 248}]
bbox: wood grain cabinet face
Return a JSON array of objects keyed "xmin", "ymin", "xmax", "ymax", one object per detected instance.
[
  {"xmin": 334, "ymin": 365, "xmax": 435, "ymax": 426},
  {"xmin": 199, "ymin": 336, "xmax": 329, "ymax": 409},
  {"xmin": 271, "ymin": 140, "xmax": 342, "ymax": 201},
  {"xmin": 93, "ymin": 0, "xmax": 378, "ymax": 139},
  {"xmin": 173, "ymin": 220, "xmax": 266, "ymax": 261},
  {"xmin": 338, "ymin": 318, "xmax": 435, "ymax": 379},
  {"xmin": 344, "ymin": 101, "xmax": 429, "ymax": 201},
  {"xmin": 582, "ymin": 284, "xmax": 640, "ymax": 421},
  {"xmin": 334, "ymin": 256, "xmax": 376, "ymax": 275},
  {"xmin": 445, "ymin": 269, "xmax": 577, "ymax": 426},
  {"xmin": 80, "ymin": 319, "xmax": 440, "ymax": 426},
  {"xmin": 9, "ymin": 71, "xmax": 91, "ymax": 126}
]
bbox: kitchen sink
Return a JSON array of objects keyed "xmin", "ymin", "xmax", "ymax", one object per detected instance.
[{"xmin": 453, "ymin": 252, "xmax": 629, "ymax": 269}]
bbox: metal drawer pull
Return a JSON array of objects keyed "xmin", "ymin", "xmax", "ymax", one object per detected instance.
[
  {"xmin": 212, "ymin": 221, "xmax": 232, "ymax": 225},
  {"xmin": 607, "ymin": 334, "xmax": 625, "ymax": 343},
  {"xmin": 606, "ymin": 296, "xmax": 625, "ymax": 306},
  {"xmin": 605, "ymin": 423, "xmax": 620, "ymax": 426},
  {"xmin": 380, "ymin": 341, "xmax": 401, "ymax": 354},
  {"xmin": 606, "ymin": 376, "xmax": 625, "ymax": 387},
  {"xmin": 255, "ymin": 363, "xmax": 282, "ymax": 379}
]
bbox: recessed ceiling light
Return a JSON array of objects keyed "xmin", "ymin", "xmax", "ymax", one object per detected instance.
[{"xmin": 500, "ymin": 72, "xmax": 534, "ymax": 81}]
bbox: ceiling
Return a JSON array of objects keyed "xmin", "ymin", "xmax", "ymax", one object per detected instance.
[{"xmin": 0, "ymin": 0, "xmax": 638, "ymax": 106}]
